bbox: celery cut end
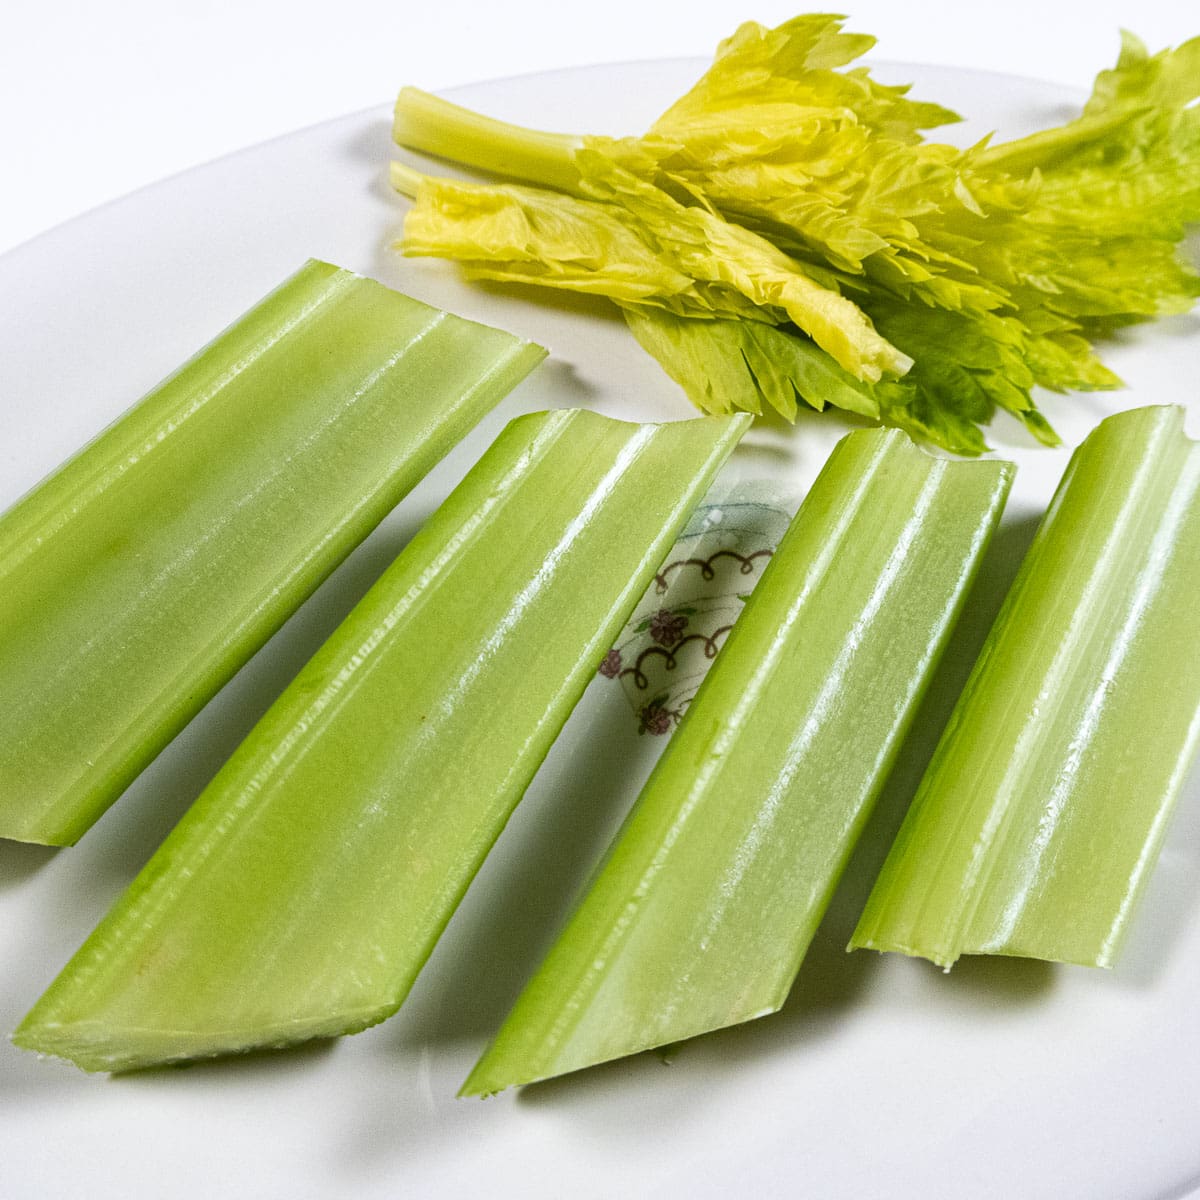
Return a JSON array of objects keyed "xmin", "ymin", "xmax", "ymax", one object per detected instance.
[
  {"xmin": 12, "ymin": 1004, "xmax": 394, "ymax": 1074},
  {"xmin": 846, "ymin": 936, "xmax": 960, "ymax": 972},
  {"xmin": 460, "ymin": 994, "xmax": 789, "ymax": 1097}
]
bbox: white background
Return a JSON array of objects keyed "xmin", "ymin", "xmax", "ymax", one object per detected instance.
[{"xmin": 1, "ymin": 0, "xmax": 1198, "ymax": 256}]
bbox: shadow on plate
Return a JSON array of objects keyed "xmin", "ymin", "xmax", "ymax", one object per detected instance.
[
  {"xmin": 1107, "ymin": 761, "xmax": 1200, "ymax": 991},
  {"xmin": 106, "ymin": 1036, "xmax": 338, "ymax": 1089},
  {"xmin": 391, "ymin": 686, "xmax": 656, "ymax": 1049},
  {"xmin": 343, "ymin": 117, "xmax": 395, "ymax": 185},
  {"xmin": 0, "ymin": 840, "xmax": 59, "ymax": 893},
  {"xmin": 1156, "ymin": 1172, "xmax": 1200, "ymax": 1200},
  {"xmin": 520, "ymin": 354, "xmax": 603, "ymax": 405}
]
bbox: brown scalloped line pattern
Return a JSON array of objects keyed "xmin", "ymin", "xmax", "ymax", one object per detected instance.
[
  {"xmin": 619, "ymin": 624, "xmax": 737, "ymax": 691},
  {"xmin": 652, "ymin": 548, "xmax": 774, "ymax": 594}
]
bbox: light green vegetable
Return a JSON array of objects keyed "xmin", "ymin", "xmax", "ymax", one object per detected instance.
[
  {"xmin": 0, "ymin": 259, "xmax": 544, "ymax": 846},
  {"xmin": 391, "ymin": 15, "xmax": 1200, "ymax": 453},
  {"xmin": 397, "ymin": 148, "xmax": 912, "ymax": 385},
  {"xmin": 621, "ymin": 306, "xmax": 880, "ymax": 422},
  {"xmin": 13, "ymin": 408, "xmax": 749, "ymax": 1072},
  {"xmin": 463, "ymin": 427, "xmax": 1012, "ymax": 1095},
  {"xmin": 851, "ymin": 406, "xmax": 1200, "ymax": 969}
]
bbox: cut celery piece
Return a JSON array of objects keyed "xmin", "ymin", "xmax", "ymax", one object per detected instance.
[
  {"xmin": 851, "ymin": 406, "xmax": 1200, "ymax": 970},
  {"xmin": 462, "ymin": 428, "xmax": 1013, "ymax": 1095},
  {"xmin": 0, "ymin": 259, "xmax": 544, "ymax": 846},
  {"xmin": 13, "ymin": 409, "xmax": 749, "ymax": 1072}
]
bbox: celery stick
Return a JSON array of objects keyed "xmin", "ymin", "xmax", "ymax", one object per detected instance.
[
  {"xmin": 0, "ymin": 259, "xmax": 544, "ymax": 846},
  {"xmin": 463, "ymin": 428, "xmax": 1012, "ymax": 1095},
  {"xmin": 851, "ymin": 406, "xmax": 1200, "ymax": 969},
  {"xmin": 13, "ymin": 409, "xmax": 748, "ymax": 1072},
  {"xmin": 393, "ymin": 87, "xmax": 584, "ymax": 193}
]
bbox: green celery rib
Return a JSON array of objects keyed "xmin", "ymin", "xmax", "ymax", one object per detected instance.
[
  {"xmin": 851, "ymin": 405, "xmax": 1200, "ymax": 969},
  {"xmin": 393, "ymin": 87, "xmax": 584, "ymax": 193},
  {"xmin": 13, "ymin": 409, "xmax": 749, "ymax": 1072},
  {"xmin": 0, "ymin": 259, "xmax": 544, "ymax": 846},
  {"xmin": 462, "ymin": 428, "xmax": 1013, "ymax": 1095}
]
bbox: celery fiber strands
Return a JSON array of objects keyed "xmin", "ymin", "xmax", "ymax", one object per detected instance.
[
  {"xmin": 852, "ymin": 406, "xmax": 1200, "ymax": 969},
  {"xmin": 0, "ymin": 260, "xmax": 544, "ymax": 845},
  {"xmin": 14, "ymin": 409, "xmax": 748, "ymax": 1072},
  {"xmin": 464, "ymin": 428, "xmax": 1013, "ymax": 1095}
]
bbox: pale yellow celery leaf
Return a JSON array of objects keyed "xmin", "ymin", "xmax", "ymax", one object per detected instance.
[
  {"xmin": 389, "ymin": 15, "xmax": 1198, "ymax": 453},
  {"xmin": 961, "ymin": 196, "xmax": 1200, "ymax": 325},
  {"xmin": 979, "ymin": 33, "xmax": 1200, "ymax": 245},
  {"xmin": 630, "ymin": 17, "xmax": 979, "ymax": 297},
  {"xmin": 642, "ymin": 19, "xmax": 1199, "ymax": 343},
  {"xmin": 401, "ymin": 177, "xmax": 693, "ymax": 300},
  {"xmin": 971, "ymin": 32, "xmax": 1200, "ymax": 179},
  {"xmin": 1085, "ymin": 30, "xmax": 1200, "ymax": 116},
  {"xmin": 615, "ymin": 110, "xmax": 1010, "ymax": 318},
  {"xmin": 598, "ymin": 126, "xmax": 923, "ymax": 278},
  {"xmin": 402, "ymin": 164, "xmax": 911, "ymax": 383},
  {"xmin": 656, "ymin": 15, "xmax": 960, "ymax": 143},
  {"xmin": 402, "ymin": 176, "xmax": 718, "ymax": 308},
  {"xmin": 574, "ymin": 149, "xmax": 912, "ymax": 382},
  {"xmin": 1024, "ymin": 331, "xmax": 1123, "ymax": 394},
  {"xmin": 1028, "ymin": 108, "xmax": 1200, "ymax": 245},
  {"xmin": 712, "ymin": 13, "xmax": 878, "ymax": 73}
]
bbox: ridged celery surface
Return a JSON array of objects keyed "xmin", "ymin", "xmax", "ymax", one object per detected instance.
[
  {"xmin": 14, "ymin": 409, "xmax": 748, "ymax": 1072},
  {"xmin": 463, "ymin": 428, "xmax": 1013, "ymax": 1095},
  {"xmin": 851, "ymin": 406, "xmax": 1200, "ymax": 969},
  {"xmin": 0, "ymin": 259, "xmax": 544, "ymax": 846}
]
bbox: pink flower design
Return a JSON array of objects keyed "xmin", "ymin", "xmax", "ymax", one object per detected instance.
[
  {"xmin": 638, "ymin": 701, "xmax": 674, "ymax": 736},
  {"xmin": 598, "ymin": 648, "xmax": 622, "ymax": 679},
  {"xmin": 649, "ymin": 608, "xmax": 688, "ymax": 648}
]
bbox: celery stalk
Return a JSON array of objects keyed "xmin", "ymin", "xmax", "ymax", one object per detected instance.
[
  {"xmin": 393, "ymin": 87, "xmax": 583, "ymax": 193},
  {"xmin": 462, "ymin": 428, "xmax": 1013, "ymax": 1095},
  {"xmin": 851, "ymin": 405, "xmax": 1200, "ymax": 969},
  {"xmin": 13, "ymin": 409, "xmax": 749, "ymax": 1072},
  {"xmin": 0, "ymin": 259, "xmax": 544, "ymax": 846}
]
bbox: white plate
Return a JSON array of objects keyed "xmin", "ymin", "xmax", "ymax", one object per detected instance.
[{"xmin": 2, "ymin": 59, "xmax": 1199, "ymax": 1200}]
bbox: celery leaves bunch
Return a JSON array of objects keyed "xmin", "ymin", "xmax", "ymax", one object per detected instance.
[{"xmin": 392, "ymin": 15, "xmax": 1200, "ymax": 453}]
